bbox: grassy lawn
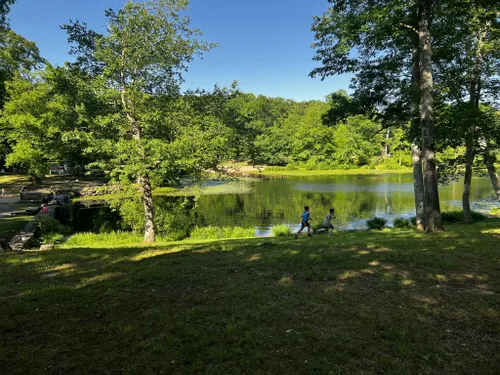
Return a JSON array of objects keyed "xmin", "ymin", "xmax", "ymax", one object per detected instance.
[
  {"xmin": 0, "ymin": 175, "xmax": 31, "ymax": 194},
  {"xmin": 1, "ymin": 222, "xmax": 500, "ymax": 374},
  {"xmin": 0, "ymin": 215, "xmax": 33, "ymax": 239}
]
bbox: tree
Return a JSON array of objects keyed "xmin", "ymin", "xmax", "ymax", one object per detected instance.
[
  {"xmin": 418, "ymin": 0, "xmax": 443, "ymax": 231},
  {"xmin": 223, "ymin": 93, "xmax": 293, "ymax": 162},
  {"xmin": 0, "ymin": 29, "xmax": 44, "ymax": 108},
  {"xmin": 0, "ymin": 0, "xmax": 15, "ymax": 29},
  {"xmin": 0, "ymin": 65, "xmax": 103, "ymax": 180},
  {"xmin": 432, "ymin": 0, "xmax": 500, "ymax": 221},
  {"xmin": 66, "ymin": 0, "xmax": 215, "ymax": 242},
  {"xmin": 311, "ymin": 0, "xmax": 445, "ymax": 231},
  {"xmin": 333, "ymin": 115, "xmax": 383, "ymax": 168}
]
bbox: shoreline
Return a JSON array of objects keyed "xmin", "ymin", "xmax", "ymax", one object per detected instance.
[{"xmin": 248, "ymin": 168, "xmax": 412, "ymax": 176}]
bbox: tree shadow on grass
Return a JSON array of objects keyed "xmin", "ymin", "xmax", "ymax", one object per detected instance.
[{"xmin": 1, "ymin": 226, "xmax": 499, "ymax": 374}]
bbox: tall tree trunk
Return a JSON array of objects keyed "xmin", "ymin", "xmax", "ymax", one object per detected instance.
[
  {"xmin": 130, "ymin": 118, "xmax": 156, "ymax": 243},
  {"xmin": 411, "ymin": 38, "xmax": 425, "ymax": 230},
  {"xmin": 463, "ymin": 18, "xmax": 486, "ymax": 223},
  {"xmin": 463, "ymin": 135, "xmax": 475, "ymax": 223},
  {"xmin": 419, "ymin": 0, "xmax": 443, "ymax": 232},
  {"xmin": 484, "ymin": 151, "xmax": 500, "ymax": 202},
  {"xmin": 121, "ymin": 84, "xmax": 156, "ymax": 243},
  {"xmin": 141, "ymin": 171, "xmax": 155, "ymax": 243},
  {"xmin": 412, "ymin": 142, "xmax": 425, "ymax": 230}
]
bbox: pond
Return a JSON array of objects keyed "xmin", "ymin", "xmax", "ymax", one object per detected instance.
[{"xmin": 191, "ymin": 174, "xmax": 498, "ymax": 234}]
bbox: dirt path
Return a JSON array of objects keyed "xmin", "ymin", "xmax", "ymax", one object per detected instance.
[{"xmin": 0, "ymin": 196, "xmax": 29, "ymax": 217}]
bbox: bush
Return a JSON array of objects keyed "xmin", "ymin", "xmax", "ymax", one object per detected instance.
[
  {"xmin": 36, "ymin": 216, "xmax": 71, "ymax": 245},
  {"xmin": 272, "ymin": 224, "xmax": 292, "ymax": 237},
  {"xmin": 189, "ymin": 226, "xmax": 255, "ymax": 240},
  {"xmin": 367, "ymin": 217, "xmax": 387, "ymax": 230},
  {"xmin": 410, "ymin": 217, "xmax": 417, "ymax": 226},
  {"xmin": 285, "ymin": 163, "xmax": 299, "ymax": 171},
  {"xmin": 441, "ymin": 210, "xmax": 487, "ymax": 223},
  {"xmin": 394, "ymin": 217, "xmax": 410, "ymax": 228}
]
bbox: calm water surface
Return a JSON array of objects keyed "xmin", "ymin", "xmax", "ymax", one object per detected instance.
[{"xmin": 193, "ymin": 174, "xmax": 498, "ymax": 234}]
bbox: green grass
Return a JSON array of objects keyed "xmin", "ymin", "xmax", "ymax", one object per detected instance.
[
  {"xmin": 271, "ymin": 224, "xmax": 293, "ymax": 237},
  {"xmin": 0, "ymin": 215, "xmax": 32, "ymax": 239},
  {"xmin": 1, "ymin": 221, "xmax": 500, "ymax": 374},
  {"xmin": 0, "ymin": 175, "xmax": 31, "ymax": 194},
  {"xmin": 63, "ymin": 231, "xmax": 167, "ymax": 248},
  {"xmin": 189, "ymin": 226, "xmax": 255, "ymax": 240}
]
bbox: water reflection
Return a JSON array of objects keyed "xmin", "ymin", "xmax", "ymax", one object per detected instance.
[{"xmin": 190, "ymin": 174, "xmax": 497, "ymax": 233}]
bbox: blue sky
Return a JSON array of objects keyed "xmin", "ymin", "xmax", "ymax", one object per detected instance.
[{"xmin": 9, "ymin": 0, "xmax": 352, "ymax": 101}]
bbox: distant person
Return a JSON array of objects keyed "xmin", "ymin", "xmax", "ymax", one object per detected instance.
[
  {"xmin": 41, "ymin": 204, "xmax": 49, "ymax": 213},
  {"xmin": 1, "ymin": 188, "xmax": 5, "ymax": 196},
  {"xmin": 323, "ymin": 208, "xmax": 336, "ymax": 236},
  {"xmin": 295, "ymin": 206, "xmax": 313, "ymax": 238}
]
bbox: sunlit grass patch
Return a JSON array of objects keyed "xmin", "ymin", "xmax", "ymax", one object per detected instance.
[
  {"xmin": 63, "ymin": 231, "xmax": 149, "ymax": 248},
  {"xmin": 199, "ymin": 180, "xmax": 254, "ymax": 195},
  {"xmin": 189, "ymin": 226, "xmax": 255, "ymax": 240}
]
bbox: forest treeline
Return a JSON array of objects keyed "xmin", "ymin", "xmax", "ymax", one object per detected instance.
[{"xmin": 1, "ymin": 0, "xmax": 499, "ymax": 240}]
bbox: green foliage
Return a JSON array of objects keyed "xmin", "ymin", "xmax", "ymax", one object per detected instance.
[
  {"xmin": 271, "ymin": 224, "xmax": 292, "ymax": 237},
  {"xmin": 367, "ymin": 217, "xmax": 387, "ymax": 230},
  {"xmin": 36, "ymin": 216, "xmax": 71, "ymax": 245},
  {"xmin": 5, "ymin": 140, "xmax": 49, "ymax": 181},
  {"xmin": 441, "ymin": 211, "xmax": 487, "ymax": 224},
  {"xmin": 0, "ymin": 0, "xmax": 15, "ymax": 28},
  {"xmin": 106, "ymin": 185, "xmax": 196, "ymax": 240},
  {"xmin": 0, "ymin": 29, "xmax": 45, "ymax": 108},
  {"xmin": 394, "ymin": 218, "xmax": 411, "ymax": 229},
  {"xmin": 0, "ymin": 66, "xmax": 103, "ymax": 178},
  {"xmin": 490, "ymin": 206, "xmax": 500, "ymax": 216},
  {"xmin": 189, "ymin": 226, "xmax": 255, "ymax": 240}
]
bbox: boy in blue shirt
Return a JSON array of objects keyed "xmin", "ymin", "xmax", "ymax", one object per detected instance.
[{"xmin": 295, "ymin": 206, "xmax": 312, "ymax": 238}]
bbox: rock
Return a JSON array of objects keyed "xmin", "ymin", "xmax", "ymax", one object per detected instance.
[
  {"xmin": 40, "ymin": 244, "xmax": 55, "ymax": 251},
  {"xmin": 26, "ymin": 207, "xmax": 41, "ymax": 215}
]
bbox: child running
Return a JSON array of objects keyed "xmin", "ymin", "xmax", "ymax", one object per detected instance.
[
  {"xmin": 295, "ymin": 206, "xmax": 312, "ymax": 238},
  {"xmin": 323, "ymin": 208, "xmax": 336, "ymax": 236}
]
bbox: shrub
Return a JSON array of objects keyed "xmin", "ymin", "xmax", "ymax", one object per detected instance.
[
  {"xmin": 367, "ymin": 217, "xmax": 387, "ymax": 230},
  {"xmin": 410, "ymin": 217, "xmax": 417, "ymax": 226},
  {"xmin": 285, "ymin": 163, "xmax": 299, "ymax": 171},
  {"xmin": 36, "ymin": 216, "xmax": 71, "ymax": 245},
  {"xmin": 272, "ymin": 225, "xmax": 292, "ymax": 237},
  {"xmin": 394, "ymin": 217, "xmax": 410, "ymax": 228},
  {"xmin": 441, "ymin": 210, "xmax": 487, "ymax": 223},
  {"xmin": 189, "ymin": 226, "xmax": 255, "ymax": 240}
]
